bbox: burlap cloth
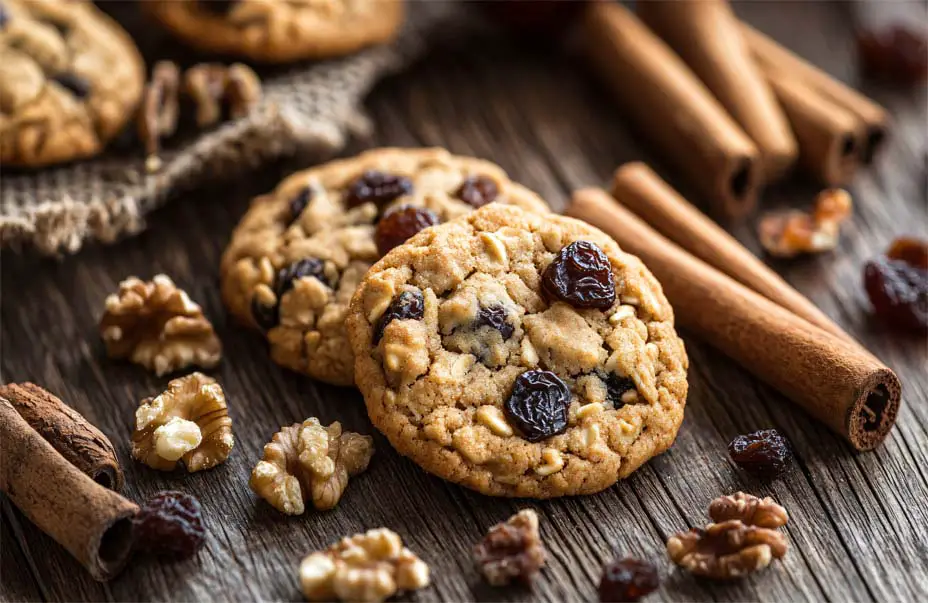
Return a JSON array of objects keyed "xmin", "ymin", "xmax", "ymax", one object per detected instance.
[{"xmin": 0, "ymin": 3, "xmax": 456, "ymax": 256}]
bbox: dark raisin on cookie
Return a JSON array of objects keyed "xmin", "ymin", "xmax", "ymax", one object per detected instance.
[
  {"xmin": 473, "ymin": 304, "xmax": 515, "ymax": 340},
  {"xmin": 250, "ymin": 258, "xmax": 330, "ymax": 331},
  {"xmin": 375, "ymin": 205, "xmax": 440, "ymax": 256},
  {"xmin": 0, "ymin": 3, "xmax": 10, "ymax": 29},
  {"xmin": 505, "ymin": 370, "xmax": 570, "ymax": 442},
  {"xmin": 199, "ymin": 0, "xmax": 239, "ymax": 15},
  {"xmin": 345, "ymin": 170, "xmax": 413, "ymax": 209},
  {"xmin": 287, "ymin": 187, "xmax": 313, "ymax": 225},
  {"xmin": 373, "ymin": 289, "xmax": 425, "ymax": 345},
  {"xmin": 53, "ymin": 73, "xmax": 91, "ymax": 98},
  {"xmin": 604, "ymin": 373, "xmax": 636, "ymax": 407},
  {"xmin": 456, "ymin": 175, "xmax": 499, "ymax": 208},
  {"xmin": 542, "ymin": 241, "xmax": 616, "ymax": 309}
]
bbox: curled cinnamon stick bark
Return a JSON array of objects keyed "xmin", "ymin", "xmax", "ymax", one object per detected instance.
[
  {"xmin": 579, "ymin": 2, "xmax": 761, "ymax": 220},
  {"xmin": 566, "ymin": 188, "xmax": 901, "ymax": 451},
  {"xmin": 0, "ymin": 383, "xmax": 123, "ymax": 490},
  {"xmin": 0, "ymin": 399, "xmax": 138, "ymax": 581},
  {"xmin": 742, "ymin": 22, "xmax": 889, "ymax": 166},
  {"xmin": 611, "ymin": 162, "xmax": 855, "ymax": 345},
  {"xmin": 638, "ymin": 0, "xmax": 797, "ymax": 181}
]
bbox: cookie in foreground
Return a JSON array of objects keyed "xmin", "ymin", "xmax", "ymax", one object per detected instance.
[
  {"xmin": 347, "ymin": 204, "xmax": 688, "ymax": 497},
  {"xmin": 220, "ymin": 147, "xmax": 549, "ymax": 386}
]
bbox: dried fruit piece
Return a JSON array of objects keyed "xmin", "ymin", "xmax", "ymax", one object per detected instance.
[
  {"xmin": 0, "ymin": 4, "xmax": 9, "ymax": 29},
  {"xmin": 542, "ymin": 241, "xmax": 616, "ymax": 309},
  {"xmin": 375, "ymin": 205, "xmax": 440, "ymax": 256},
  {"xmin": 373, "ymin": 289, "xmax": 424, "ymax": 345},
  {"xmin": 473, "ymin": 304, "xmax": 515, "ymax": 340},
  {"xmin": 504, "ymin": 370, "xmax": 570, "ymax": 442},
  {"xmin": 728, "ymin": 429, "xmax": 792, "ymax": 480},
  {"xmin": 288, "ymin": 187, "xmax": 313, "ymax": 225},
  {"xmin": 886, "ymin": 237, "xmax": 928, "ymax": 269},
  {"xmin": 598, "ymin": 557, "xmax": 659, "ymax": 602},
  {"xmin": 52, "ymin": 72, "xmax": 90, "ymax": 98},
  {"xmin": 345, "ymin": 170, "xmax": 413, "ymax": 209},
  {"xmin": 473, "ymin": 509, "xmax": 547, "ymax": 586},
  {"xmin": 758, "ymin": 189, "xmax": 852, "ymax": 258},
  {"xmin": 667, "ymin": 520, "xmax": 788, "ymax": 580},
  {"xmin": 864, "ymin": 258, "xmax": 928, "ymax": 332},
  {"xmin": 252, "ymin": 258, "xmax": 333, "ymax": 331},
  {"xmin": 604, "ymin": 373, "xmax": 636, "ymax": 407},
  {"xmin": 133, "ymin": 491, "xmax": 205, "ymax": 558},
  {"xmin": 857, "ymin": 25, "xmax": 928, "ymax": 86},
  {"xmin": 709, "ymin": 492, "xmax": 788, "ymax": 529},
  {"xmin": 457, "ymin": 175, "xmax": 499, "ymax": 208}
]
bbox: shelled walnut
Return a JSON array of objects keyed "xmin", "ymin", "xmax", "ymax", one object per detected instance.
[
  {"xmin": 132, "ymin": 372, "xmax": 234, "ymax": 472},
  {"xmin": 99, "ymin": 274, "xmax": 221, "ymax": 376},
  {"xmin": 299, "ymin": 528, "xmax": 430, "ymax": 602},
  {"xmin": 709, "ymin": 492, "xmax": 789, "ymax": 529},
  {"xmin": 138, "ymin": 61, "xmax": 180, "ymax": 160},
  {"xmin": 666, "ymin": 520, "xmax": 788, "ymax": 579},
  {"xmin": 250, "ymin": 418, "xmax": 373, "ymax": 515},
  {"xmin": 184, "ymin": 62, "xmax": 261, "ymax": 127},
  {"xmin": 473, "ymin": 509, "xmax": 547, "ymax": 586}
]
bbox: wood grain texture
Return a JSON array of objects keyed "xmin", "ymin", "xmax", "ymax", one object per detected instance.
[{"xmin": 2, "ymin": 2, "xmax": 926, "ymax": 601}]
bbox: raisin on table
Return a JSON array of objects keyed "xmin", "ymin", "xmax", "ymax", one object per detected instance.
[
  {"xmin": 728, "ymin": 429, "xmax": 792, "ymax": 480},
  {"xmin": 504, "ymin": 370, "xmax": 570, "ymax": 442},
  {"xmin": 857, "ymin": 25, "xmax": 928, "ymax": 86},
  {"xmin": 373, "ymin": 289, "xmax": 425, "ymax": 344},
  {"xmin": 133, "ymin": 491, "xmax": 205, "ymax": 558},
  {"xmin": 542, "ymin": 241, "xmax": 616, "ymax": 309},
  {"xmin": 864, "ymin": 256, "xmax": 928, "ymax": 333},
  {"xmin": 599, "ymin": 557, "xmax": 659, "ymax": 602},
  {"xmin": 375, "ymin": 205, "xmax": 439, "ymax": 256}
]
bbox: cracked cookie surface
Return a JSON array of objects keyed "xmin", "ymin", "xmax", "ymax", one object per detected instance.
[
  {"xmin": 0, "ymin": 0, "xmax": 145, "ymax": 167},
  {"xmin": 346, "ymin": 204, "xmax": 688, "ymax": 497},
  {"xmin": 220, "ymin": 147, "xmax": 549, "ymax": 386},
  {"xmin": 144, "ymin": 0, "xmax": 404, "ymax": 63}
]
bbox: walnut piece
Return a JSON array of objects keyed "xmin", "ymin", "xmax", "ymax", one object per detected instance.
[
  {"xmin": 132, "ymin": 372, "xmax": 234, "ymax": 472},
  {"xmin": 709, "ymin": 492, "xmax": 789, "ymax": 529},
  {"xmin": 99, "ymin": 274, "xmax": 221, "ymax": 376},
  {"xmin": 300, "ymin": 528, "xmax": 430, "ymax": 602},
  {"xmin": 758, "ymin": 188, "xmax": 853, "ymax": 258},
  {"xmin": 138, "ymin": 60, "xmax": 180, "ymax": 160},
  {"xmin": 250, "ymin": 418, "xmax": 373, "ymax": 515},
  {"xmin": 473, "ymin": 509, "xmax": 547, "ymax": 586},
  {"xmin": 184, "ymin": 62, "xmax": 262, "ymax": 127},
  {"xmin": 667, "ymin": 520, "xmax": 788, "ymax": 579}
]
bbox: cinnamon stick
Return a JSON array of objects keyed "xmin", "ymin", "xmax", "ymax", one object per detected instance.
[
  {"xmin": 0, "ymin": 383, "xmax": 124, "ymax": 490},
  {"xmin": 742, "ymin": 22, "xmax": 889, "ymax": 165},
  {"xmin": 637, "ymin": 0, "xmax": 798, "ymax": 181},
  {"xmin": 565, "ymin": 188, "xmax": 901, "ymax": 451},
  {"xmin": 0, "ymin": 398, "xmax": 137, "ymax": 581},
  {"xmin": 579, "ymin": 2, "xmax": 761, "ymax": 220},
  {"xmin": 611, "ymin": 162, "xmax": 855, "ymax": 345}
]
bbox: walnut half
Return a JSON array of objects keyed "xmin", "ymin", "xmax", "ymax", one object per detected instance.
[
  {"xmin": 250, "ymin": 418, "xmax": 373, "ymax": 515},
  {"xmin": 299, "ymin": 528, "xmax": 430, "ymax": 602},
  {"xmin": 132, "ymin": 372, "xmax": 234, "ymax": 472},
  {"xmin": 667, "ymin": 520, "xmax": 788, "ymax": 580},
  {"xmin": 99, "ymin": 274, "xmax": 222, "ymax": 376},
  {"xmin": 473, "ymin": 509, "xmax": 547, "ymax": 586},
  {"xmin": 709, "ymin": 492, "xmax": 789, "ymax": 529}
]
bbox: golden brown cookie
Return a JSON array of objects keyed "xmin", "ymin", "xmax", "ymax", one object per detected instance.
[
  {"xmin": 220, "ymin": 147, "xmax": 549, "ymax": 386},
  {"xmin": 346, "ymin": 204, "xmax": 689, "ymax": 497},
  {"xmin": 0, "ymin": 0, "xmax": 145, "ymax": 167},
  {"xmin": 144, "ymin": 0, "xmax": 404, "ymax": 63}
]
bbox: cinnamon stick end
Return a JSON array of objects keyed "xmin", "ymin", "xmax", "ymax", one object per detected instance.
[
  {"xmin": 847, "ymin": 368, "xmax": 902, "ymax": 451},
  {"xmin": 91, "ymin": 510, "xmax": 136, "ymax": 581},
  {"xmin": 724, "ymin": 156, "xmax": 760, "ymax": 220},
  {"xmin": 861, "ymin": 125, "xmax": 887, "ymax": 165}
]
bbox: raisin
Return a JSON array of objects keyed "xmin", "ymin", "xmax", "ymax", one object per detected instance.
[
  {"xmin": 456, "ymin": 175, "xmax": 499, "ymax": 208},
  {"xmin": 886, "ymin": 237, "xmax": 928, "ymax": 270},
  {"xmin": 373, "ymin": 289, "xmax": 424, "ymax": 345},
  {"xmin": 864, "ymin": 258, "xmax": 928, "ymax": 332},
  {"xmin": 133, "ymin": 491, "xmax": 205, "ymax": 558},
  {"xmin": 604, "ymin": 373, "xmax": 636, "ymax": 407},
  {"xmin": 473, "ymin": 304, "xmax": 514, "ymax": 340},
  {"xmin": 345, "ymin": 170, "xmax": 413, "ymax": 209},
  {"xmin": 374, "ymin": 205, "xmax": 440, "ymax": 256},
  {"xmin": 53, "ymin": 73, "xmax": 91, "ymax": 98},
  {"xmin": 0, "ymin": 3, "xmax": 8, "ymax": 29},
  {"xmin": 250, "ymin": 258, "xmax": 330, "ymax": 331},
  {"xmin": 599, "ymin": 557, "xmax": 659, "ymax": 603},
  {"xmin": 287, "ymin": 187, "xmax": 313, "ymax": 225},
  {"xmin": 199, "ymin": 0, "xmax": 239, "ymax": 15},
  {"xmin": 542, "ymin": 241, "xmax": 616, "ymax": 309},
  {"xmin": 504, "ymin": 370, "xmax": 570, "ymax": 442},
  {"xmin": 857, "ymin": 25, "xmax": 928, "ymax": 86},
  {"xmin": 251, "ymin": 295, "xmax": 278, "ymax": 332},
  {"xmin": 728, "ymin": 429, "xmax": 792, "ymax": 480}
]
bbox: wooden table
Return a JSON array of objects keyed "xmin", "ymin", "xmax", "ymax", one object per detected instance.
[{"xmin": 3, "ymin": 3, "xmax": 927, "ymax": 601}]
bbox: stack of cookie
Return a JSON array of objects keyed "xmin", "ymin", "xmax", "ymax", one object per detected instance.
[{"xmin": 221, "ymin": 147, "xmax": 689, "ymax": 498}]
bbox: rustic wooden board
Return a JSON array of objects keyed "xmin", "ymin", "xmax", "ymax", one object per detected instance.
[{"xmin": 2, "ymin": 3, "xmax": 927, "ymax": 602}]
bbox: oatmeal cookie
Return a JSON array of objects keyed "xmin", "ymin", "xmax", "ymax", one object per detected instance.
[
  {"xmin": 220, "ymin": 147, "xmax": 549, "ymax": 386},
  {"xmin": 144, "ymin": 0, "xmax": 404, "ymax": 63},
  {"xmin": 346, "ymin": 204, "xmax": 688, "ymax": 497},
  {"xmin": 0, "ymin": 0, "xmax": 145, "ymax": 167}
]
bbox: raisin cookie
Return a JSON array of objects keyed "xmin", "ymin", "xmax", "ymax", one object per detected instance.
[
  {"xmin": 0, "ymin": 0, "xmax": 145, "ymax": 167},
  {"xmin": 220, "ymin": 147, "xmax": 549, "ymax": 386},
  {"xmin": 144, "ymin": 0, "xmax": 404, "ymax": 63},
  {"xmin": 346, "ymin": 204, "xmax": 688, "ymax": 498}
]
